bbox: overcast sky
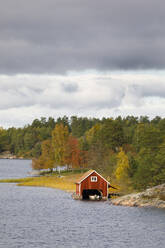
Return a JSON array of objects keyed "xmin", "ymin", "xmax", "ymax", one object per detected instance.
[{"xmin": 1, "ymin": 0, "xmax": 165, "ymax": 127}]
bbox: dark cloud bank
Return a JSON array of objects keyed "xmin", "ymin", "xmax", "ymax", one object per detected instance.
[{"xmin": 0, "ymin": 0, "xmax": 165, "ymax": 74}]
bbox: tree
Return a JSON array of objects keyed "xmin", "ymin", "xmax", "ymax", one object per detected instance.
[
  {"xmin": 32, "ymin": 158, "xmax": 44, "ymax": 171},
  {"xmin": 32, "ymin": 139, "xmax": 54, "ymax": 172},
  {"xmin": 133, "ymin": 144, "xmax": 165, "ymax": 190},
  {"xmin": 56, "ymin": 116, "xmax": 70, "ymax": 132},
  {"xmin": 133, "ymin": 147, "xmax": 156, "ymax": 190},
  {"xmin": 52, "ymin": 123, "xmax": 69, "ymax": 166},
  {"xmin": 71, "ymin": 116, "xmax": 99, "ymax": 138},
  {"xmin": 40, "ymin": 139, "xmax": 54, "ymax": 171},
  {"xmin": 31, "ymin": 142, "xmax": 41, "ymax": 158},
  {"xmin": 85, "ymin": 123, "xmax": 102, "ymax": 146},
  {"xmin": 24, "ymin": 131, "xmax": 36, "ymax": 151},
  {"xmin": 65, "ymin": 136, "xmax": 81, "ymax": 169},
  {"xmin": 139, "ymin": 116, "xmax": 150, "ymax": 124},
  {"xmin": 152, "ymin": 142, "xmax": 165, "ymax": 185},
  {"xmin": 0, "ymin": 128, "xmax": 8, "ymax": 152},
  {"xmin": 47, "ymin": 117, "xmax": 56, "ymax": 129},
  {"xmin": 101, "ymin": 119, "xmax": 125, "ymax": 150},
  {"xmin": 133, "ymin": 124, "xmax": 162, "ymax": 152},
  {"xmin": 114, "ymin": 148, "xmax": 131, "ymax": 192}
]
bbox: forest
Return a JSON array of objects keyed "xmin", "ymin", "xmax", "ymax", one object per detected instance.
[{"xmin": 0, "ymin": 115, "xmax": 165, "ymax": 192}]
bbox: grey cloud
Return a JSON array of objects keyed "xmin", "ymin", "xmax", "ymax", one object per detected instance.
[
  {"xmin": 1, "ymin": 74, "xmax": 165, "ymax": 112},
  {"xmin": 61, "ymin": 82, "xmax": 79, "ymax": 93},
  {"xmin": 0, "ymin": 75, "xmax": 125, "ymax": 111},
  {"xmin": 142, "ymin": 85, "xmax": 165, "ymax": 98},
  {"xmin": 1, "ymin": 73, "xmax": 165, "ymax": 127},
  {"xmin": 0, "ymin": 0, "xmax": 165, "ymax": 74},
  {"xmin": 127, "ymin": 84, "xmax": 165, "ymax": 99}
]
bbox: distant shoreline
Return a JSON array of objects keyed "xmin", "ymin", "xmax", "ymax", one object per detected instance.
[
  {"xmin": 0, "ymin": 157, "xmax": 30, "ymax": 160},
  {"xmin": 0, "ymin": 152, "xmax": 29, "ymax": 160}
]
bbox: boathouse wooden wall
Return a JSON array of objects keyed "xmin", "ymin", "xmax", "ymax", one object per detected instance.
[
  {"xmin": 76, "ymin": 184, "xmax": 80, "ymax": 195},
  {"xmin": 78, "ymin": 171, "xmax": 108, "ymax": 197}
]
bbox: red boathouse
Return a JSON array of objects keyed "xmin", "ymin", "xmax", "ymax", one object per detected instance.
[{"xmin": 75, "ymin": 170, "xmax": 111, "ymax": 200}]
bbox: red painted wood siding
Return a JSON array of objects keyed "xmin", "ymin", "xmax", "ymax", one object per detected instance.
[
  {"xmin": 80, "ymin": 171, "xmax": 108, "ymax": 197},
  {"xmin": 76, "ymin": 184, "xmax": 80, "ymax": 195}
]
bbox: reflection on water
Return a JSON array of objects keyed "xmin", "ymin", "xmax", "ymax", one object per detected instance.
[{"xmin": 0, "ymin": 160, "xmax": 165, "ymax": 248}]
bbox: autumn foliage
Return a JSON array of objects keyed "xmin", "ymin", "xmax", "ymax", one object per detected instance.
[
  {"xmin": 3, "ymin": 115, "xmax": 163, "ymax": 192},
  {"xmin": 32, "ymin": 124, "xmax": 87, "ymax": 171}
]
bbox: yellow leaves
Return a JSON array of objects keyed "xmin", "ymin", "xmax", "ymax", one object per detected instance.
[
  {"xmin": 41, "ymin": 139, "xmax": 53, "ymax": 158},
  {"xmin": 85, "ymin": 123, "xmax": 102, "ymax": 144},
  {"xmin": 114, "ymin": 148, "xmax": 133, "ymax": 194},
  {"xmin": 115, "ymin": 148, "xmax": 130, "ymax": 181},
  {"xmin": 52, "ymin": 123, "xmax": 69, "ymax": 165}
]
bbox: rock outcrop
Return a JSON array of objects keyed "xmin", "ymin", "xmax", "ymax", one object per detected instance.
[
  {"xmin": 111, "ymin": 184, "xmax": 165, "ymax": 208},
  {"xmin": 0, "ymin": 151, "xmax": 17, "ymax": 159},
  {"xmin": 0, "ymin": 151, "xmax": 24, "ymax": 159}
]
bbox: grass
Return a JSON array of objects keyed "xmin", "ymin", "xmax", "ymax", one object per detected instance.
[
  {"xmin": 0, "ymin": 172, "xmax": 84, "ymax": 192},
  {"xmin": 0, "ymin": 178, "xmax": 32, "ymax": 183}
]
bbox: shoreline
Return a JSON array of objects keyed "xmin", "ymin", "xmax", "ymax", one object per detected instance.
[
  {"xmin": 0, "ymin": 152, "xmax": 30, "ymax": 160},
  {"xmin": 111, "ymin": 184, "xmax": 165, "ymax": 209},
  {"xmin": 0, "ymin": 173, "xmax": 82, "ymax": 193},
  {"xmin": 1, "ymin": 174, "xmax": 165, "ymax": 209}
]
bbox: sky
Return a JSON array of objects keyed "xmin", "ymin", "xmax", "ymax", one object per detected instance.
[{"xmin": 1, "ymin": 0, "xmax": 165, "ymax": 128}]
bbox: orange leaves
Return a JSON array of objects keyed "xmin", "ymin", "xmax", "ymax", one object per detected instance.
[
  {"xmin": 65, "ymin": 135, "xmax": 88, "ymax": 168},
  {"xmin": 32, "ymin": 123, "xmax": 88, "ymax": 171}
]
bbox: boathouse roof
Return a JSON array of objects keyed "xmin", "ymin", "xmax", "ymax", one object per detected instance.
[{"xmin": 76, "ymin": 169, "xmax": 110, "ymax": 185}]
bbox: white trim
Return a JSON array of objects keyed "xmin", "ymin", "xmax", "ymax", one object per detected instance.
[
  {"xmin": 91, "ymin": 176, "xmax": 97, "ymax": 182},
  {"xmin": 76, "ymin": 170, "xmax": 94, "ymax": 184},
  {"xmin": 107, "ymin": 182, "xmax": 108, "ymax": 198},
  {"xmin": 77, "ymin": 170, "xmax": 110, "ymax": 185}
]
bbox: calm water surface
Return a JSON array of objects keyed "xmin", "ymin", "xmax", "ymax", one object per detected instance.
[
  {"xmin": 0, "ymin": 159, "xmax": 165, "ymax": 248},
  {"xmin": 0, "ymin": 159, "xmax": 31, "ymax": 179}
]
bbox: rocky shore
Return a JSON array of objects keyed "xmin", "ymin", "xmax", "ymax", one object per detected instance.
[
  {"xmin": 0, "ymin": 151, "xmax": 23, "ymax": 159},
  {"xmin": 111, "ymin": 184, "xmax": 165, "ymax": 209}
]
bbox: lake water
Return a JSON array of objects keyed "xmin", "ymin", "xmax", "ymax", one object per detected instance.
[
  {"xmin": 0, "ymin": 159, "xmax": 32, "ymax": 179},
  {"xmin": 0, "ymin": 159, "xmax": 165, "ymax": 248}
]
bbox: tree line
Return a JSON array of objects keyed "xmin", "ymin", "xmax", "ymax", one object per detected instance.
[{"xmin": 1, "ymin": 115, "xmax": 165, "ymax": 192}]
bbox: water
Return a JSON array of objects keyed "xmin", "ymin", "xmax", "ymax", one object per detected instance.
[
  {"xmin": 0, "ymin": 159, "xmax": 31, "ymax": 179},
  {"xmin": 0, "ymin": 160, "xmax": 165, "ymax": 248}
]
